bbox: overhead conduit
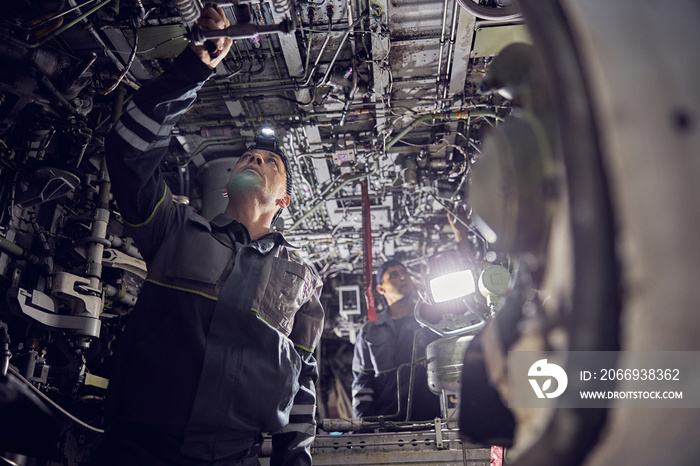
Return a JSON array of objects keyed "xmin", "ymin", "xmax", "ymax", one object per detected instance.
[{"xmin": 289, "ymin": 110, "xmax": 499, "ymax": 230}]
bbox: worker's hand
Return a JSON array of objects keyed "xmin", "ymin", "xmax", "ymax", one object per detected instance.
[{"xmin": 189, "ymin": 6, "xmax": 233, "ymax": 70}]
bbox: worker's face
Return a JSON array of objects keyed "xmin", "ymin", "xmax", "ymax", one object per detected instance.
[
  {"xmin": 376, "ymin": 265, "xmax": 416, "ymax": 305},
  {"xmin": 227, "ymin": 149, "xmax": 289, "ymax": 209}
]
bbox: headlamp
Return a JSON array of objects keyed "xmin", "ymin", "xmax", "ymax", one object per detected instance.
[
  {"xmin": 247, "ymin": 127, "xmax": 292, "ymax": 228},
  {"xmin": 253, "ymin": 127, "xmax": 280, "ymax": 152}
]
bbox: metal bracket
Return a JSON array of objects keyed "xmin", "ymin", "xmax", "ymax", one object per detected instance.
[
  {"xmin": 102, "ymin": 248, "xmax": 147, "ymax": 279},
  {"xmin": 51, "ymin": 272, "xmax": 103, "ymax": 318},
  {"xmin": 8, "ymin": 287, "xmax": 101, "ymax": 338},
  {"xmin": 434, "ymin": 418, "xmax": 448, "ymax": 450}
]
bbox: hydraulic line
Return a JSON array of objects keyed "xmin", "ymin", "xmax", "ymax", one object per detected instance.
[
  {"xmin": 21, "ymin": 0, "xmax": 101, "ymax": 31},
  {"xmin": 186, "ymin": 20, "xmax": 295, "ymax": 45},
  {"xmin": 404, "ymin": 327, "xmax": 431, "ymax": 422},
  {"xmin": 338, "ymin": 67, "xmax": 358, "ymax": 127},
  {"xmin": 289, "ymin": 156, "xmax": 379, "ymax": 230},
  {"xmin": 320, "ymin": 15, "xmax": 368, "ymax": 85},
  {"xmin": 385, "ymin": 110, "xmax": 498, "ymax": 149},
  {"xmin": 104, "ymin": 27, "xmax": 138, "ymax": 95},
  {"xmin": 15, "ymin": 0, "xmax": 112, "ymax": 48},
  {"xmin": 358, "ymin": 328, "xmax": 425, "ymax": 422},
  {"xmin": 301, "ymin": 13, "xmax": 334, "ymax": 86},
  {"xmin": 7, "ymin": 366, "xmax": 104, "ymax": 434},
  {"xmin": 337, "ymin": 0, "xmax": 360, "ymax": 126},
  {"xmin": 203, "ymin": 15, "xmax": 333, "ymax": 93},
  {"xmin": 202, "ymin": 12, "xmax": 356, "ymax": 92},
  {"xmin": 441, "ymin": 0, "xmax": 460, "ymax": 105},
  {"xmin": 435, "ymin": 0, "xmax": 450, "ymax": 106},
  {"xmin": 346, "ymin": 0, "xmax": 357, "ymax": 56},
  {"xmin": 0, "ymin": 236, "xmax": 40, "ymax": 264}
]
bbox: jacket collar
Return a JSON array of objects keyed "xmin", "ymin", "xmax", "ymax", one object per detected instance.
[{"xmin": 210, "ymin": 213, "xmax": 296, "ymax": 253}]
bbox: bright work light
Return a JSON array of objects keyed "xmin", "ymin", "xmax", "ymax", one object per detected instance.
[
  {"xmin": 430, "ymin": 269, "xmax": 476, "ymax": 303},
  {"xmin": 260, "ymin": 127, "xmax": 275, "ymax": 137},
  {"xmin": 414, "ymin": 251, "xmax": 484, "ymax": 337},
  {"xmin": 426, "ymin": 251, "xmax": 477, "ymax": 304}
]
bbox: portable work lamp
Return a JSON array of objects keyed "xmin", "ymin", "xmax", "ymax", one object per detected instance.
[
  {"xmin": 427, "ymin": 251, "xmax": 477, "ymax": 304},
  {"xmin": 415, "ymin": 251, "xmax": 485, "ymax": 337}
]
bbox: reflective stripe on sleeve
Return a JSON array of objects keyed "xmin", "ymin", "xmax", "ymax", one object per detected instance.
[
  {"xmin": 291, "ymin": 404, "xmax": 317, "ymax": 416},
  {"xmin": 125, "ymin": 101, "xmax": 162, "ymax": 136},
  {"xmin": 352, "ymin": 387, "xmax": 374, "ymax": 397},
  {"xmin": 114, "ymin": 121, "xmax": 150, "ymax": 152}
]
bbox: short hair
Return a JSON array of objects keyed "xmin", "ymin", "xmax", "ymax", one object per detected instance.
[{"xmin": 375, "ymin": 259, "xmax": 406, "ymax": 285}]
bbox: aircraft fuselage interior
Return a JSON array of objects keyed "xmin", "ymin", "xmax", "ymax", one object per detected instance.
[{"xmin": 1, "ymin": 0, "xmax": 699, "ymax": 465}]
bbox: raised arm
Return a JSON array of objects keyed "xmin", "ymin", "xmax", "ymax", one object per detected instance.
[{"xmin": 105, "ymin": 7, "xmax": 231, "ymax": 259}]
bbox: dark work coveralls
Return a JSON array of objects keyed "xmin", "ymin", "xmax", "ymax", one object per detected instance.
[
  {"xmin": 351, "ymin": 310, "xmax": 440, "ymax": 421},
  {"xmin": 94, "ymin": 48, "xmax": 324, "ymax": 466}
]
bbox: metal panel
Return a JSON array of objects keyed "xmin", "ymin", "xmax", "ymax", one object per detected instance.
[
  {"xmin": 471, "ymin": 23, "xmax": 531, "ymax": 57},
  {"xmin": 123, "ymin": 24, "xmax": 189, "ymax": 60},
  {"xmin": 448, "ymin": 11, "xmax": 477, "ymax": 96},
  {"xmin": 103, "ymin": 28, "xmax": 153, "ymax": 81}
]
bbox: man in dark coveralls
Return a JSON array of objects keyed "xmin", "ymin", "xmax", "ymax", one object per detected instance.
[
  {"xmin": 92, "ymin": 7, "xmax": 324, "ymax": 466},
  {"xmin": 351, "ymin": 260, "xmax": 440, "ymax": 421}
]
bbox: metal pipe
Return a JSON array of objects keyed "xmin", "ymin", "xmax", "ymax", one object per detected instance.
[
  {"xmin": 441, "ymin": 0, "xmax": 460, "ymax": 104},
  {"xmin": 23, "ymin": 0, "xmax": 100, "ymax": 31},
  {"xmin": 0, "ymin": 236, "xmax": 40, "ymax": 264},
  {"xmin": 404, "ymin": 327, "xmax": 429, "ymax": 421},
  {"xmin": 85, "ymin": 163, "xmax": 111, "ymax": 289},
  {"xmin": 107, "ymin": 235, "xmax": 143, "ymax": 259},
  {"xmin": 8, "ymin": 366, "xmax": 105, "ymax": 434},
  {"xmin": 320, "ymin": 15, "xmax": 367, "ymax": 85},
  {"xmin": 73, "ymin": 127, "xmax": 92, "ymax": 168},
  {"xmin": 203, "ymin": 16, "xmax": 332, "ymax": 92},
  {"xmin": 346, "ymin": 0, "xmax": 357, "ymax": 57},
  {"xmin": 338, "ymin": 63, "xmax": 359, "ymax": 127},
  {"xmin": 104, "ymin": 284, "xmax": 138, "ymax": 306},
  {"xmin": 187, "ymin": 20, "xmax": 295, "ymax": 45},
  {"xmin": 435, "ymin": 0, "xmax": 450, "ymax": 106},
  {"xmin": 299, "ymin": 15, "xmax": 334, "ymax": 86},
  {"xmin": 112, "ymin": 86, "xmax": 126, "ymax": 124},
  {"xmin": 78, "ymin": 4, "xmax": 140, "ymax": 91},
  {"xmin": 177, "ymin": 109, "xmax": 361, "ymax": 127},
  {"xmin": 177, "ymin": 137, "xmax": 249, "ymax": 168},
  {"xmin": 21, "ymin": 0, "xmax": 113, "ymax": 48},
  {"xmin": 359, "ymin": 362, "xmax": 411, "ymax": 422},
  {"xmin": 289, "ymin": 156, "xmax": 379, "ymax": 230},
  {"xmin": 104, "ymin": 26, "xmax": 138, "ymax": 95},
  {"xmin": 386, "ymin": 110, "xmax": 496, "ymax": 149},
  {"xmin": 38, "ymin": 74, "xmax": 77, "ymax": 114}
]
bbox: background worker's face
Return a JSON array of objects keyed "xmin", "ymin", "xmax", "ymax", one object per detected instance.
[
  {"xmin": 227, "ymin": 149, "xmax": 289, "ymax": 207},
  {"xmin": 376, "ymin": 265, "xmax": 416, "ymax": 305}
]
